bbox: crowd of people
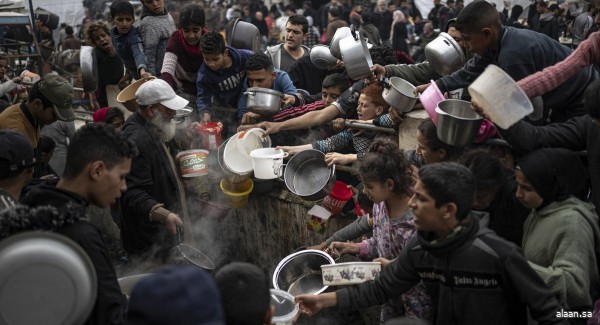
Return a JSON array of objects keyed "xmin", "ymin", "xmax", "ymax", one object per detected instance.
[{"xmin": 0, "ymin": 0, "xmax": 600, "ymax": 324}]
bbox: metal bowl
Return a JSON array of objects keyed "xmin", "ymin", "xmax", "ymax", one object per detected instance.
[
  {"xmin": 435, "ymin": 99, "xmax": 483, "ymax": 147},
  {"xmin": 425, "ymin": 32, "xmax": 466, "ymax": 76},
  {"xmin": 330, "ymin": 27, "xmax": 352, "ymax": 60},
  {"xmin": 310, "ymin": 45, "xmax": 338, "ymax": 70},
  {"xmin": 0, "ymin": 231, "xmax": 97, "ymax": 325},
  {"xmin": 273, "ymin": 249, "xmax": 335, "ymax": 296},
  {"xmin": 244, "ymin": 87, "xmax": 284, "ymax": 116},
  {"xmin": 283, "ymin": 149, "xmax": 335, "ymax": 201}
]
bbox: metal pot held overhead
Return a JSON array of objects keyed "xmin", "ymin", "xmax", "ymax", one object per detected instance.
[
  {"xmin": 244, "ymin": 87, "xmax": 284, "ymax": 116},
  {"xmin": 339, "ymin": 30, "xmax": 373, "ymax": 80},
  {"xmin": 79, "ymin": 46, "xmax": 98, "ymax": 93},
  {"xmin": 226, "ymin": 18, "xmax": 261, "ymax": 53},
  {"xmin": 424, "ymin": 32, "xmax": 466, "ymax": 76},
  {"xmin": 330, "ymin": 26, "xmax": 352, "ymax": 60},
  {"xmin": 382, "ymin": 77, "xmax": 418, "ymax": 113}
]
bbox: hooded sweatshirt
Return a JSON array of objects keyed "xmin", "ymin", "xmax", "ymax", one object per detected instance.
[
  {"xmin": 518, "ymin": 148, "xmax": 600, "ymax": 309},
  {"xmin": 139, "ymin": 7, "xmax": 176, "ymax": 75},
  {"xmin": 16, "ymin": 186, "xmax": 126, "ymax": 325}
]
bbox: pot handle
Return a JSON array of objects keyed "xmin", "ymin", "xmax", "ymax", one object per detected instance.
[
  {"xmin": 330, "ymin": 164, "xmax": 336, "ymax": 179},
  {"xmin": 276, "ymin": 163, "xmax": 286, "ymax": 181}
]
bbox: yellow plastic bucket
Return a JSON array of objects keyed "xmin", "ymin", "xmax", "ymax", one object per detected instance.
[{"xmin": 220, "ymin": 178, "xmax": 253, "ymax": 208}]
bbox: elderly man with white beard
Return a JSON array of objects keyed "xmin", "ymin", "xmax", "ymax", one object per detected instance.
[{"xmin": 120, "ymin": 78, "xmax": 190, "ymax": 263}]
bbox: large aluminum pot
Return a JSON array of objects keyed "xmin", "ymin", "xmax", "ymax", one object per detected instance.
[
  {"xmin": 227, "ymin": 18, "xmax": 261, "ymax": 53},
  {"xmin": 0, "ymin": 231, "xmax": 97, "ymax": 325},
  {"xmin": 310, "ymin": 45, "xmax": 338, "ymax": 70},
  {"xmin": 435, "ymin": 99, "xmax": 483, "ymax": 147},
  {"xmin": 425, "ymin": 32, "xmax": 466, "ymax": 76},
  {"xmin": 244, "ymin": 87, "xmax": 284, "ymax": 116},
  {"xmin": 330, "ymin": 27, "xmax": 352, "ymax": 60},
  {"xmin": 339, "ymin": 31, "xmax": 373, "ymax": 80},
  {"xmin": 283, "ymin": 149, "xmax": 335, "ymax": 201},
  {"xmin": 383, "ymin": 77, "xmax": 418, "ymax": 113},
  {"xmin": 273, "ymin": 249, "xmax": 335, "ymax": 296},
  {"xmin": 79, "ymin": 46, "xmax": 98, "ymax": 93}
]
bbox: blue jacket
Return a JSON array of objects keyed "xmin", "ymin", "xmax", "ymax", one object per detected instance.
[
  {"xmin": 237, "ymin": 70, "xmax": 297, "ymax": 120},
  {"xmin": 196, "ymin": 46, "xmax": 253, "ymax": 116},
  {"xmin": 110, "ymin": 26, "xmax": 147, "ymax": 80}
]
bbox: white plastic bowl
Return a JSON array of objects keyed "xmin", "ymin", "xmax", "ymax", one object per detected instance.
[
  {"xmin": 270, "ymin": 289, "xmax": 299, "ymax": 325},
  {"xmin": 223, "ymin": 129, "xmax": 271, "ymax": 174},
  {"xmin": 468, "ymin": 64, "xmax": 533, "ymax": 129},
  {"xmin": 321, "ymin": 262, "xmax": 381, "ymax": 286}
]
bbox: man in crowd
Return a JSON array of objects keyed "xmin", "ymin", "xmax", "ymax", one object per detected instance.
[
  {"xmin": 0, "ymin": 131, "xmax": 34, "ymax": 208},
  {"xmin": 21, "ymin": 123, "xmax": 137, "ymax": 325},
  {"xmin": 373, "ymin": 0, "xmax": 393, "ymax": 46},
  {"xmin": 0, "ymin": 74, "xmax": 74, "ymax": 149},
  {"xmin": 265, "ymin": 15, "xmax": 311, "ymax": 72},
  {"xmin": 120, "ymin": 78, "xmax": 188, "ymax": 262}
]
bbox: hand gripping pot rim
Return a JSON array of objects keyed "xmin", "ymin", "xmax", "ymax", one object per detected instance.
[{"xmin": 176, "ymin": 149, "xmax": 209, "ymax": 177}]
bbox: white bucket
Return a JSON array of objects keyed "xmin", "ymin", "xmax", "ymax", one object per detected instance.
[
  {"xmin": 249, "ymin": 148, "xmax": 287, "ymax": 179},
  {"xmin": 468, "ymin": 64, "xmax": 533, "ymax": 129}
]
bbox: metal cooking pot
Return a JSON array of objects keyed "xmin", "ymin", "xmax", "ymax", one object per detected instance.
[
  {"xmin": 173, "ymin": 107, "xmax": 194, "ymax": 129},
  {"xmin": 435, "ymin": 99, "xmax": 483, "ymax": 147},
  {"xmin": 330, "ymin": 27, "xmax": 351, "ymax": 60},
  {"xmin": 339, "ymin": 30, "xmax": 373, "ymax": 80},
  {"xmin": 283, "ymin": 149, "xmax": 335, "ymax": 201},
  {"xmin": 0, "ymin": 231, "xmax": 97, "ymax": 325},
  {"xmin": 382, "ymin": 77, "xmax": 418, "ymax": 113},
  {"xmin": 272, "ymin": 249, "xmax": 335, "ymax": 296},
  {"xmin": 425, "ymin": 32, "xmax": 466, "ymax": 76},
  {"xmin": 310, "ymin": 45, "xmax": 338, "ymax": 70},
  {"xmin": 79, "ymin": 46, "xmax": 98, "ymax": 93},
  {"xmin": 244, "ymin": 87, "xmax": 284, "ymax": 116},
  {"xmin": 227, "ymin": 18, "xmax": 261, "ymax": 53}
]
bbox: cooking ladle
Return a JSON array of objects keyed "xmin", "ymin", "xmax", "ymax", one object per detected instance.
[{"xmin": 176, "ymin": 227, "xmax": 215, "ymax": 270}]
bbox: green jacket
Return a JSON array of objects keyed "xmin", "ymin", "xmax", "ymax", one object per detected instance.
[
  {"xmin": 522, "ymin": 196, "xmax": 600, "ymax": 309},
  {"xmin": 384, "ymin": 62, "xmax": 441, "ymax": 86}
]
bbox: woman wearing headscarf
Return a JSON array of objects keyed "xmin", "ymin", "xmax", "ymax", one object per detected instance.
[
  {"xmin": 516, "ymin": 148, "xmax": 600, "ymax": 311},
  {"xmin": 391, "ymin": 10, "xmax": 409, "ymax": 54}
]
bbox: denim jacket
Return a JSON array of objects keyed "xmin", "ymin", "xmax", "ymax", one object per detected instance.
[{"xmin": 111, "ymin": 26, "xmax": 147, "ymax": 80}]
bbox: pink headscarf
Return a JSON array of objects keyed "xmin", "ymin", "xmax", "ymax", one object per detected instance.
[{"xmin": 390, "ymin": 10, "xmax": 406, "ymax": 40}]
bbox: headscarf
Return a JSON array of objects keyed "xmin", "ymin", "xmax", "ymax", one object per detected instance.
[
  {"xmin": 390, "ymin": 10, "xmax": 406, "ymax": 40},
  {"xmin": 517, "ymin": 148, "xmax": 589, "ymax": 209}
]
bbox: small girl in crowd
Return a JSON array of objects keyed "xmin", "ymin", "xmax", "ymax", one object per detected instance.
[
  {"xmin": 330, "ymin": 140, "xmax": 433, "ymax": 323},
  {"xmin": 279, "ymin": 83, "xmax": 391, "ymax": 168},
  {"xmin": 139, "ymin": 0, "xmax": 176, "ymax": 75},
  {"xmin": 161, "ymin": 3, "xmax": 208, "ymax": 106}
]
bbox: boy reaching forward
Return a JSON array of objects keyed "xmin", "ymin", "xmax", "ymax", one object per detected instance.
[{"xmin": 297, "ymin": 163, "xmax": 568, "ymax": 325}]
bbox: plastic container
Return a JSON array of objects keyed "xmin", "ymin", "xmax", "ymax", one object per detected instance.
[
  {"xmin": 223, "ymin": 129, "xmax": 271, "ymax": 174},
  {"xmin": 306, "ymin": 205, "xmax": 332, "ymax": 234},
  {"xmin": 176, "ymin": 150, "xmax": 209, "ymax": 177},
  {"xmin": 468, "ymin": 64, "xmax": 533, "ymax": 129},
  {"xmin": 321, "ymin": 262, "xmax": 381, "ymax": 286},
  {"xmin": 196, "ymin": 122, "xmax": 223, "ymax": 150},
  {"xmin": 270, "ymin": 289, "xmax": 299, "ymax": 325},
  {"xmin": 239, "ymin": 128, "xmax": 271, "ymax": 155},
  {"xmin": 220, "ymin": 178, "xmax": 253, "ymax": 208},
  {"xmin": 419, "ymin": 80, "xmax": 445, "ymax": 124},
  {"xmin": 249, "ymin": 148, "xmax": 287, "ymax": 179},
  {"xmin": 322, "ymin": 181, "xmax": 353, "ymax": 217}
]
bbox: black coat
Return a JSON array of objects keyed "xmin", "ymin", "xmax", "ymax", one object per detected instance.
[
  {"xmin": 20, "ymin": 186, "xmax": 126, "ymax": 325},
  {"xmin": 120, "ymin": 112, "xmax": 182, "ymax": 256}
]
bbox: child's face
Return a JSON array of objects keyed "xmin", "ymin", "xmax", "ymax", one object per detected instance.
[
  {"xmin": 0, "ymin": 59, "xmax": 8, "ymax": 79},
  {"xmin": 321, "ymin": 86, "xmax": 342, "ymax": 106},
  {"xmin": 408, "ymin": 180, "xmax": 446, "ymax": 232},
  {"xmin": 182, "ymin": 24, "xmax": 203, "ymax": 46},
  {"xmin": 515, "ymin": 170, "xmax": 544, "ymax": 209},
  {"xmin": 143, "ymin": 0, "xmax": 165, "ymax": 14},
  {"xmin": 203, "ymin": 52, "xmax": 226, "ymax": 71},
  {"xmin": 362, "ymin": 179, "xmax": 392, "ymax": 204},
  {"xmin": 356, "ymin": 94, "xmax": 382, "ymax": 120},
  {"xmin": 112, "ymin": 13, "xmax": 134, "ymax": 35},
  {"xmin": 416, "ymin": 130, "xmax": 443, "ymax": 165},
  {"xmin": 91, "ymin": 29, "xmax": 113, "ymax": 53}
]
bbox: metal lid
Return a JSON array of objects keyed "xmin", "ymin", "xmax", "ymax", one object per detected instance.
[{"xmin": 0, "ymin": 231, "xmax": 97, "ymax": 325}]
